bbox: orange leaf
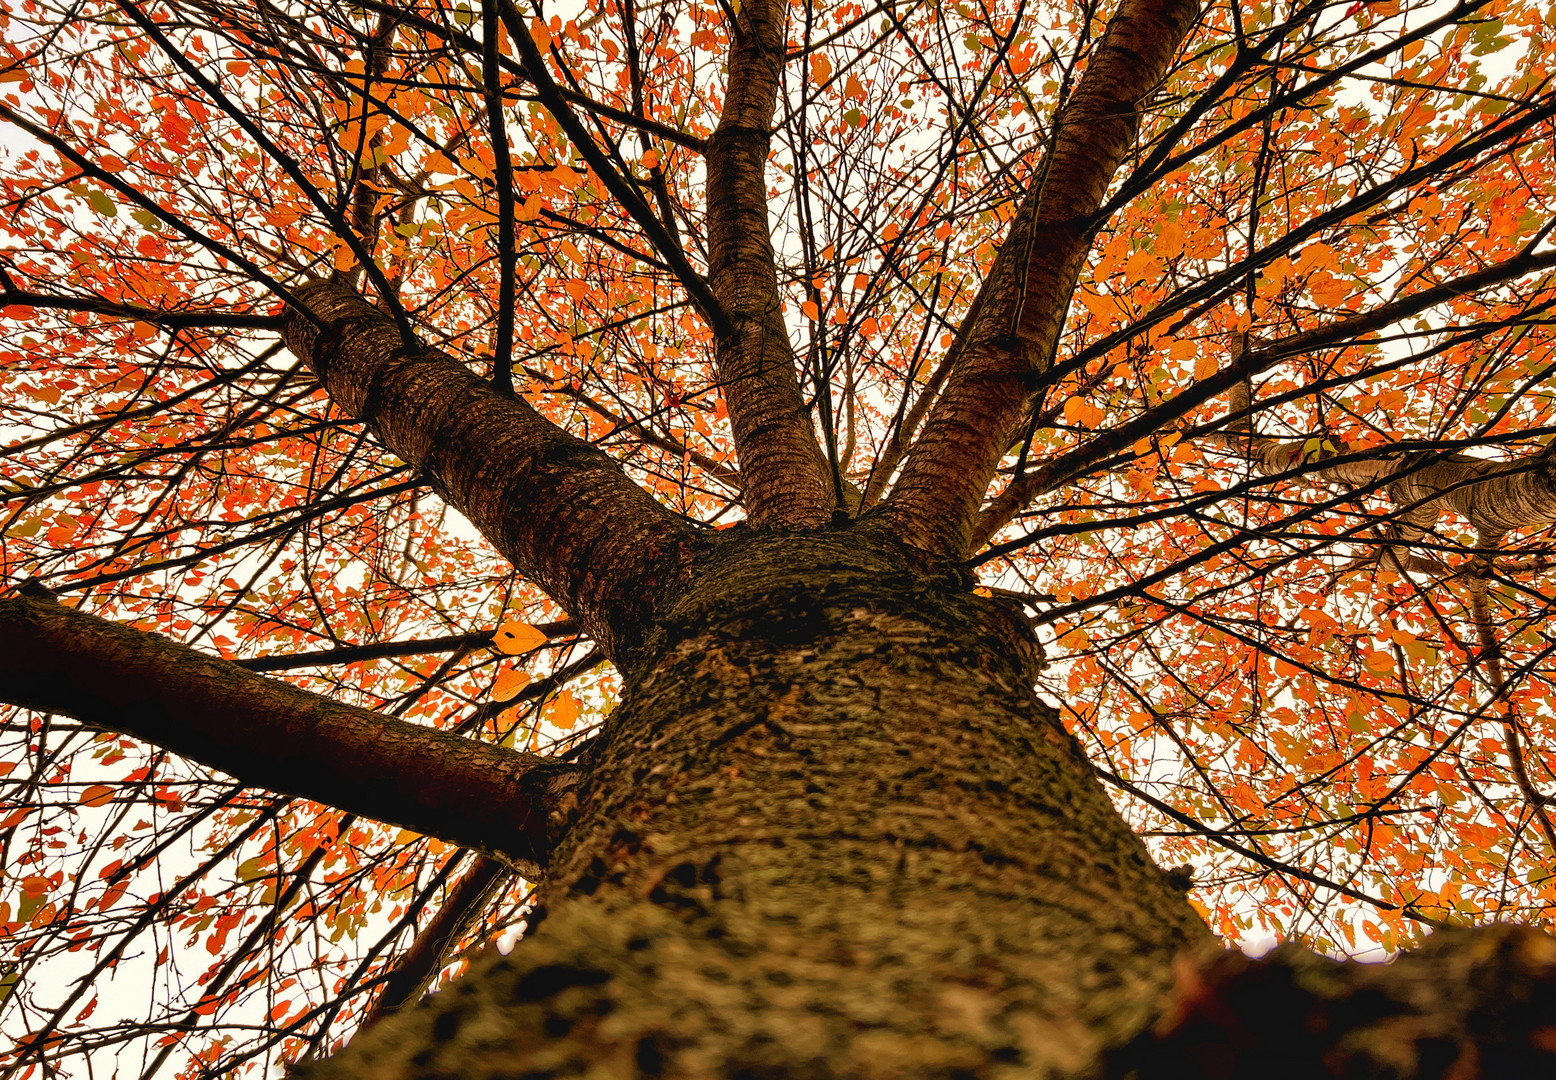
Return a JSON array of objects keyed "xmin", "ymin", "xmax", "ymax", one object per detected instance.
[
  {"xmin": 492, "ymin": 668, "xmax": 533, "ymax": 702},
  {"xmin": 549, "ymin": 691, "xmax": 582, "ymax": 731},
  {"xmin": 493, "ymin": 620, "xmax": 548, "ymax": 654},
  {"xmin": 81, "ymin": 784, "xmax": 114, "ymax": 807}
]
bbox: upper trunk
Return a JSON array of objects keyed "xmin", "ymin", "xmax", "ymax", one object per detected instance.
[{"xmin": 307, "ymin": 524, "xmax": 1210, "ymax": 1078}]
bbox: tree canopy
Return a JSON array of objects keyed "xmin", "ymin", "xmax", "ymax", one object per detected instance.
[{"xmin": 2, "ymin": 0, "xmax": 1556, "ymax": 1075}]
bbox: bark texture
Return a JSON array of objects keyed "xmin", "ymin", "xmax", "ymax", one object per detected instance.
[
  {"xmin": 303, "ymin": 526, "xmax": 1212, "ymax": 1079},
  {"xmin": 886, "ymin": 0, "xmax": 1203, "ymax": 558},
  {"xmin": 282, "ymin": 281, "xmax": 698, "ymax": 672},
  {"xmin": 0, "ymin": 594, "xmax": 575, "ymax": 876}
]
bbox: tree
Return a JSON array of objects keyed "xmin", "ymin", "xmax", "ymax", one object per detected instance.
[{"xmin": 3, "ymin": 0, "xmax": 1556, "ymax": 1074}]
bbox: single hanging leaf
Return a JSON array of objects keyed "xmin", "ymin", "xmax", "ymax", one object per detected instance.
[
  {"xmin": 549, "ymin": 691, "xmax": 581, "ymax": 731},
  {"xmin": 492, "ymin": 667, "xmax": 532, "ymax": 702},
  {"xmin": 85, "ymin": 188, "xmax": 116, "ymax": 217},
  {"xmin": 80, "ymin": 784, "xmax": 114, "ymax": 807},
  {"xmin": 492, "ymin": 620, "xmax": 548, "ymax": 654}
]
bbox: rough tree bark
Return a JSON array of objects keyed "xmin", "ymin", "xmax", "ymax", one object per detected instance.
[{"xmin": 302, "ymin": 527, "xmax": 1215, "ymax": 1078}]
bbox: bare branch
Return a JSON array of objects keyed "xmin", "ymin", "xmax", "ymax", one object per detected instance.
[
  {"xmin": 0, "ymin": 289, "xmax": 284, "ymax": 329},
  {"xmin": 360, "ymin": 855, "xmax": 515, "ymax": 1025},
  {"xmin": 233, "ymin": 618, "xmax": 577, "ymax": 673}
]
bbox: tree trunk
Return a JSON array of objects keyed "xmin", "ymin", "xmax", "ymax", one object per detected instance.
[{"xmin": 307, "ymin": 525, "xmax": 1211, "ymax": 1078}]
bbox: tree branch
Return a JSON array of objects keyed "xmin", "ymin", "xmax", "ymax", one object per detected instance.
[
  {"xmin": 281, "ymin": 281, "xmax": 698, "ymax": 672},
  {"xmin": 496, "ymin": 0, "xmax": 728, "ymax": 334},
  {"xmin": 969, "ymin": 245, "xmax": 1556, "ymax": 552},
  {"xmin": 704, "ymin": 0, "xmax": 837, "ymax": 528},
  {"xmin": 0, "ymin": 594, "xmax": 577, "ymax": 877},
  {"xmin": 359, "ymin": 855, "xmax": 514, "ymax": 1026},
  {"xmin": 233, "ymin": 619, "xmax": 577, "ymax": 673},
  {"xmin": 1214, "ymin": 336, "xmax": 1556, "ymax": 545},
  {"xmin": 884, "ymin": 0, "xmax": 1204, "ymax": 559},
  {"xmin": 0, "ymin": 289, "xmax": 285, "ymax": 329},
  {"xmin": 481, "ymin": 0, "xmax": 518, "ymax": 394},
  {"xmin": 1109, "ymin": 924, "xmax": 1556, "ymax": 1078}
]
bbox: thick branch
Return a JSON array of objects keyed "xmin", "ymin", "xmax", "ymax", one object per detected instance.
[
  {"xmin": 362, "ymin": 855, "xmax": 513, "ymax": 1025},
  {"xmin": 1222, "ymin": 351, "xmax": 1556, "ymax": 543},
  {"xmin": 282, "ymin": 281, "xmax": 698, "ymax": 671},
  {"xmin": 884, "ymin": 0, "xmax": 1202, "ymax": 558},
  {"xmin": 1109, "ymin": 924, "xmax": 1556, "ymax": 1078},
  {"xmin": 0, "ymin": 594, "xmax": 576, "ymax": 877},
  {"xmin": 705, "ymin": 0, "xmax": 836, "ymax": 528}
]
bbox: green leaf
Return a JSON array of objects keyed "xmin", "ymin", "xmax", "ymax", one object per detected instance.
[
  {"xmin": 130, "ymin": 208, "xmax": 161, "ymax": 230},
  {"xmin": 85, "ymin": 188, "xmax": 116, "ymax": 217},
  {"xmin": 16, "ymin": 893, "xmax": 44, "ymax": 923}
]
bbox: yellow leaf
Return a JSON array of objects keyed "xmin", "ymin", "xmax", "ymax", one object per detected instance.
[
  {"xmin": 1154, "ymin": 220, "xmax": 1184, "ymax": 257},
  {"xmin": 393, "ymin": 828, "xmax": 422, "ymax": 845},
  {"xmin": 493, "ymin": 620, "xmax": 548, "ymax": 654},
  {"xmin": 1194, "ymin": 354, "xmax": 1218, "ymax": 381},
  {"xmin": 1057, "ymin": 628, "xmax": 1092, "ymax": 651},
  {"xmin": 492, "ymin": 667, "xmax": 532, "ymax": 702},
  {"xmin": 81, "ymin": 784, "xmax": 114, "ymax": 807}
]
